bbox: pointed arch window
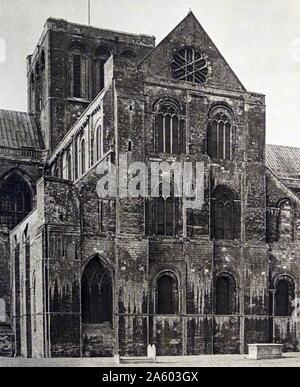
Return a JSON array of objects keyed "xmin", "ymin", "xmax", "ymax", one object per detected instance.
[
  {"xmin": 0, "ymin": 173, "xmax": 33, "ymax": 229},
  {"xmin": 211, "ymin": 186, "xmax": 239, "ymax": 240},
  {"xmin": 207, "ymin": 108, "xmax": 232, "ymax": 160},
  {"xmin": 151, "ymin": 184, "xmax": 180, "ymax": 236},
  {"xmin": 156, "ymin": 272, "xmax": 179, "ymax": 315},
  {"xmin": 155, "ymin": 101, "xmax": 185, "ymax": 154},
  {"xmin": 81, "ymin": 257, "xmax": 113, "ymax": 324}
]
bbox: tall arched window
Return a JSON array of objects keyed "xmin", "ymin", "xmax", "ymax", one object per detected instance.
[
  {"xmin": 81, "ymin": 139, "xmax": 86, "ymax": 175},
  {"xmin": 275, "ymin": 276, "xmax": 295, "ymax": 317},
  {"xmin": 66, "ymin": 152, "xmax": 72, "ymax": 181},
  {"xmin": 70, "ymin": 49, "xmax": 82, "ymax": 98},
  {"xmin": 211, "ymin": 186, "xmax": 239, "ymax": 240},
  {"xmin": 156, "ymin": 272, "xmax": 178, "ymax": 314},
  {"xmin": 69, "ymin": 47, "xmax": 90, "ymax": 99},
  {"xmin": 207, "ymin": 107, "xmax": 232, "ymax": 160},
  {"xmin": 215, "ymin": 274, "xmax": 236, "ymax": 315},
  {"xmin": 94, "ymin": 47, "xmax": 110, "ymax": 97},
  {"xmin": 0, "ymin": 172, "xmax": 33, "ymax": 229},
  {"xmin": 81, "ymin": 257, "xmax": 113, "ymax": 324},
  {"xmin": 155, "ymin": 101, "xmax": 185, "ymax": 154},
  {"xmin": 152, "ymin": 184, "xmax": 180, "ymax": 236},
  {"xmin": 278, "ymin": 199, "xmax": 294, "ymax": 242},
  {"xmin": 95, "ymin": 125, "xmax": 103, "ymax": 162}
]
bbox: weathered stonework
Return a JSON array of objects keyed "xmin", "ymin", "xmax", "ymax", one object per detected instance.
[{"xmin": 0, "ymin": 12, "xmax": 300, "ymax": 358}]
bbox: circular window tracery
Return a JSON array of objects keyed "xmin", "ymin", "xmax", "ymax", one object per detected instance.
[{"xmin": 171, "ymin": 47, "xmax": 209, "ymax": 84}]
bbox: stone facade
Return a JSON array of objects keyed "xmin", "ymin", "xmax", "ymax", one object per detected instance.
[{"xmin": 0, "ymin": 12, "xmax": 300, "ymax": 358}]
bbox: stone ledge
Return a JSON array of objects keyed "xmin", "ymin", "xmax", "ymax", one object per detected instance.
[{"xmin": 248, "ymin": 344, "xmax": 283, "ymax": 360}]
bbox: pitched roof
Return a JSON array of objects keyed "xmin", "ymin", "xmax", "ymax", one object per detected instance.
[
  {"xmin": 266, "ymin": 144, "xmax": 300, "ymax": 178},
  {"xmin": 139, "ymin": 11, "xmax": 246, "ymax": 92},
  {"xmin": 0, "ymin": 109, "xmax": 44, "ymax": 149}
]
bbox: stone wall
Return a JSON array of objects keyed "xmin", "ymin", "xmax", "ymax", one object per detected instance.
[
  {"xmin": 267, "ymin": 170, "xmax": 300, "ymax": 350},
  {"xmin": 0, "ymin": 151, "xmax": 43, "ymax": 357},
  {"xmin": 27, "ymin": 18, "xmax": 155, "ymax": 151},
  {"xmin": 7, "ymin": 12, "xmax": 300, "ymax": 358}
]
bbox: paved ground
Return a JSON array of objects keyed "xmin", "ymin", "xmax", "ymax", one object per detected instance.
[{"xmin": 0, "ymin": 353, "xmax": 300, "ymax": 367}]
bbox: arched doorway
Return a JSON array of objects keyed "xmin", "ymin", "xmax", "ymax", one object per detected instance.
[{"xmin": 81, "ymin": 256, "xmax": 114, "ymax": 357}]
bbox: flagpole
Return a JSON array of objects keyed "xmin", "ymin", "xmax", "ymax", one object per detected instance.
[{"xmin": 88, "ymin": 0, "xmax": 91, "ymax": 25}]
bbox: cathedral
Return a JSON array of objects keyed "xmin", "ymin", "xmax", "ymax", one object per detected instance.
[{"xmin": 0, "ymin": 12, "xmax": 299, "ymax": 358}]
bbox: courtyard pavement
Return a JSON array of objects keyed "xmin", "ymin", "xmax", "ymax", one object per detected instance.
[{"xmin": 0, "ymin": 352, "xmax": 300, "ymax": 367}]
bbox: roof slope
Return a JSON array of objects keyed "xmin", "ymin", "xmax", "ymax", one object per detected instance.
[
  {"xmin": 0, "ymin": 109, "xmax": 44, "ymax": 149},
  {"xmin": 139, "ymin": 11, "xmax": 246, "ymax": 92},
  {"xmin": 266, "ymin": 144, "xmax": 300, "ymax": 178}
]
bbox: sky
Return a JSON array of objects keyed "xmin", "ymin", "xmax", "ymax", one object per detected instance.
[{"xmin": 0, "ymin": 0, "xmax": 300, "ymax": 146}]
